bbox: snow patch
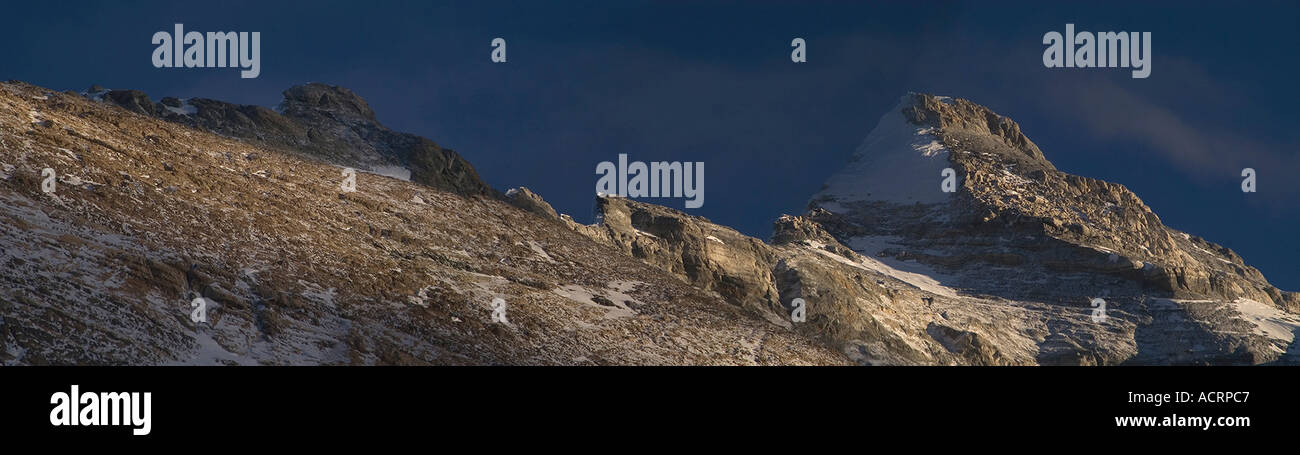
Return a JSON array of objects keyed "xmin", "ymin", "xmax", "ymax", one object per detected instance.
[
  {"xmin": 164, "ymin": 99, "xmax": 198, "ymax": 116},
  {"xmin": 553, "ymin": 283, "xmax": 641, "ymax": 320},
  {"xmin": 1231, "ymin": 298, "xmax": 1300, "ymax": 346},
  {"xmin": 171, "ymin": 329, "xmax": 255, "ymax": 366},
  {"xmin": 813, "ymin": 95, "xmax": 952, "ymax": 206},
  {"xmin": 809, "ymin": 235, "xmax": 960, "ymax": 298},
  {"xmin": 298, "ymin": 281, "xmax": 338, "ymax": 308},
  {"xmin": 368, "ymin": 165, "xmax": 411, "ymax": 182},
  {"xmin": 634, "ymin": 228, "xmax": 658, "ymax": 239}
]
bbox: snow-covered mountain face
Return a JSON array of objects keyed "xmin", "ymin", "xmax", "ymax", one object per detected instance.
[
  {"xmin": 813, "ymin": 94, "xmax": 1053, "ymax": 210},
  {"xmin": 801, "ymin": 93, "xmax": 1300, "ymax": 364},
  {"xmin": 814, "ymin": 96, "xmax": 960, "ymax": 208}
]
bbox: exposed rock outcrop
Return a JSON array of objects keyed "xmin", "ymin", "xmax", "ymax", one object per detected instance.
[
  {"xmin": 565, "ymin": 196, "xmax": 1137, "ymax": 365},
  {"xmin": 505, "ymin": 187, "xmax": 559, "ymax": 220},
  {"xmin": 88, "ymin": 83, "xmax": 494, "ymax": 196}
]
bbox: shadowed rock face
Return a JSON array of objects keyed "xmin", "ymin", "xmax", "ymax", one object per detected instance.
[
  {"xmin": 559, "ymin": 93, "xmax": 1300, "ymax": 365},
  {"xmin": 816, "ymin": 94, "xmax": 1297, "ymax": 310},
  {"xmin": 88, "ymin": 83, "xmax": 494, "ymax": 196},
  {"xmin": 815, "ymin": 94, "xmax": 1299, "ymax": 364}
]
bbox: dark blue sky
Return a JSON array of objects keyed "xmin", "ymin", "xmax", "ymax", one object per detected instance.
[{"xmin": 3, "ymin": 1, "xmax": 1297, "ymax": 289}]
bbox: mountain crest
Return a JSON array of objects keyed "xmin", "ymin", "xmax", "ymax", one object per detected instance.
[
  {"xmin": 83, "ymin": 83, "xmax": 493, "ymax": 195},
  {"xmin": 4, "ymin": 79, "xmax": 1298, "ymax": 366},
  {"xmin": 903, "ymin": 93, "xmax": 1051, "ymax": 171},
  {"xmin": 279, "ymin": 83, "xmax": 378, "ymax": 125}
]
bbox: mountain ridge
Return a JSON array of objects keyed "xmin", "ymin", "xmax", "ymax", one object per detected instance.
[
  {"xmin": 82, "ymin": 82, "xmax": 495, "ymax": 196},
  {"xmin": 566, "ymin": 92, "xmax": 1298, "ymax": 364},
  {"xmin": 2, "ymin": 80, "xmax": 1295, "ymax": 365},
  {"xmin": 0, "ymin": 80, "xmax": 843, "ymax": 365}
]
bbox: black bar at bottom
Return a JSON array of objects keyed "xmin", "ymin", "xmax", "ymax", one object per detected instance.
[{"xmin": 1, "ymin": 366, "xmax": 1291, "ymax": 443}]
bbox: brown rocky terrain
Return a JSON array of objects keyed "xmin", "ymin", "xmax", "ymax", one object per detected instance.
[
  {"xmin": 806, "ymin": 93, "xmax": 1300, "ymax": 364},
  {"xmin": 0, "ymin": 81, "xmax": 844, "ymax": 365},
  {"xmin": 560, "ymin": 94, "xmax": 1300, "ymax": 365},
  {"xmin": 2, "ymin": 81, "xmax": 1295, "ymax": 366},
  {"xmin": 86, "ymin": 83, "xmax": 493, "ymax": 195}
]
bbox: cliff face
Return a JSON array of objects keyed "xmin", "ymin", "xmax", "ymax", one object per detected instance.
[
  {"xmin": 564, "ymin": 197, "xmax": 1054, "ymax": 365},
  {"xmin": 897, "ymin": 94, "xmax": 1290, "ymax": 309}
]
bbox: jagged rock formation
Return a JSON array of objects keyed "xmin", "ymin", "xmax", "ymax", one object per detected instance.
[
  {"xmin": 564, "ymin": 196, "xmax": 1107, "ymax": 365},
  {"xmin": 560, "ymin": 93, "xmax": 1299, "ymax": 365},
  {"xmin": 807, "ymin": 93, "xmax": 1299, "ymax": 364},
  {"xmin": 505, "ymin": 187, "xmax": 559, "ymax": 221},
  {"xmin": 0, "ymin": 81, "xmax": 843, "ymax": 365},
  {"xmin": 564, "ymin": 197, "xmax": 791, "ymax": 326},
  {"xmin": 85, "ymin": 83, "xmax": 492, "ymax": 195}
]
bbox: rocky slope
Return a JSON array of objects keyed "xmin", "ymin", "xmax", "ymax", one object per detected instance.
[
  {"xmin": 3, "ymin": 80, "xmax": 1295, "ymax": 366},
  {"xmin": 563, "ymin": 94, "xmax": 1300, "ymax": 365},
  {"xmin": 564, "ymin": 195, "xmax": 1108, "ymax": 365},
  {"xmin": 0, "ymin": 81, "xmax": 844, "ymax": 365},
  {"xmin": 811, "ymin": 94, "xmax": 1299, "ymax": 364}
]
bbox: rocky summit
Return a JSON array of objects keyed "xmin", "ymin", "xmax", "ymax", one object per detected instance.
[
  {"xmin": 85, "ymin": 83, "xmax": 493, "ymax": 195},
  {"xmin": 1, "ymin": 81, "xmax": 1295, "ymax": 365},
  {"xmin": 807, "ymin": 93, "xmax": 1299, "ymax": 364}
]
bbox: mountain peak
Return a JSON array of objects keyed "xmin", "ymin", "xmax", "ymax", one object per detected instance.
[
  {"xmin": 811, "ymin": 93, "xmax": 955, "ymax": 208},
  {"xmin": 902, "ymin": 93, "xmax": 1052, "ymax": 172},
  {"xmin": 280, "ymin": 83, "xmax": 377, "ymax": 124},
  {"xmin": 806, "ymin": 92, "xmax": 1298, "ymax": 362},
  {"xmin": 812, "ymin": 92, "xmax": 1053, "ymax": 210}
]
